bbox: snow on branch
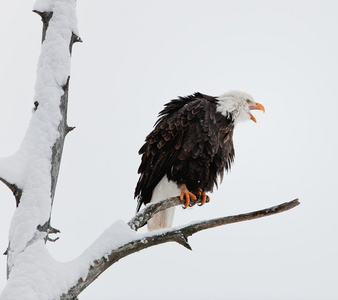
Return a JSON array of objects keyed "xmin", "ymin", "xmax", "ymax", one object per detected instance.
[
  {"xmin": 61, "ymin": 198, "xmax": 300, "ymax": 299},
  {"xmin": 4, "ymin": 0, "xmax": 79, "ymax": 276}
]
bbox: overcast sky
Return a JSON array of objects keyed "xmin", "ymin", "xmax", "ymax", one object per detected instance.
[{"xmin": 0, "ymin": 1, "xmax": 337, "ymax": 299}]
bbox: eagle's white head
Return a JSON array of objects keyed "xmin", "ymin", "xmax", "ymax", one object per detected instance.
[{"xmin": 216, "ymin": 90, "xmax": 265, "ymax": 124}]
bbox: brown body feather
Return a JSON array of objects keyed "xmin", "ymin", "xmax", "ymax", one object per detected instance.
[{"xmin": 135, "ymin": 92, "xmax": 235, "ymax": 212}]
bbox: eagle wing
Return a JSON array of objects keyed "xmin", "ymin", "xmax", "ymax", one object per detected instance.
[{"xmin": 134, "ymin": 93, "xmax": 234, "ymax": 211}]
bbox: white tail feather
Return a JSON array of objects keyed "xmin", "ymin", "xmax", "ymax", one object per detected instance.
[{"xmin": 147, "ymin": 175, "xmax": 181, "ymax": 231}]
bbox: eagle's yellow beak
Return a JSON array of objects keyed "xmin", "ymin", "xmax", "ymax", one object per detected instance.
[{"xmin": 249, "ymin": 102, "xmax": 265, "ymax": 123}]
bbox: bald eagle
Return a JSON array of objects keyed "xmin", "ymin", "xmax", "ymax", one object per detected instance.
[{"xmin": 135, "ymin": 91, "xmax": 265, "ymax": 231}]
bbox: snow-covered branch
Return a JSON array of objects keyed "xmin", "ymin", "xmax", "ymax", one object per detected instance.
[
  {"xmin": 3, "ymin": 0, "xmax": 79, "ymax": 276},
  {"xmin": 61, "ymin": 198, "xmax": 300, "ymax": 299}
]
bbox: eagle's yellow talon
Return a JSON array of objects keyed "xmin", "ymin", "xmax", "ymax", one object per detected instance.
[
  {"xmin": 192, "ymin": 189, "xmax": 209, "ymax": 206},
  {"xmin": 201, "ymin": 192, "xmax": 207, "ymax": 205},
  {"xmin": 180, "ymin": 185, "xmax": 196, "ymax": 208}
]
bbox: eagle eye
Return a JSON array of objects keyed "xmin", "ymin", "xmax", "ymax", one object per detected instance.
[{"xmin": 246, "ymin": 99, "xmax": 250, "ymax": 103}]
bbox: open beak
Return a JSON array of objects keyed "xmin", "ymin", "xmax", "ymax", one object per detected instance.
[{"xmin": 249, "ymin": 102, "xmax": 265, "ymax": 123}]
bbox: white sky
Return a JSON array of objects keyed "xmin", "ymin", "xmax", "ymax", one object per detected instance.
[{"xmin": 0, "ymin": 1, "xmax": 337, "ymax": 299}]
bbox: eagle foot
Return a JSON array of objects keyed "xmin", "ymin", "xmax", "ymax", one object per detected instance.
[
  {"xmin": 195, "ymin": 190, "xmax": 210, "ymax": 206},
  {"xmin": 180, "ymin": 185, "xmax": 197, "ymax": 209}
]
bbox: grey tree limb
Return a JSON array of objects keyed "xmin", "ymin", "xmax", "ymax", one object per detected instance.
[
  {"xmin": 128, "ymin": 196, "xmax": 209, "ymax": 230},
  {"xmin": 62, "ymin": 198, "xmax": 300, "ymax": 299}
]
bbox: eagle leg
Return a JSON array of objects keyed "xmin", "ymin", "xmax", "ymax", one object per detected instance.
[{"xmin": 180, "ymin": 184, "xmax": 197, "ymax": 208}]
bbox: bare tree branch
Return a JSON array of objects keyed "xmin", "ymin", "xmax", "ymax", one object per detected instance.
[
  {"xmin": 62, "ymin": 198, "xmax": 300, "ymax": 299},
  {"xmin": 177, "ymin": 199, "xmax": 300, "ymax": 237}
]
